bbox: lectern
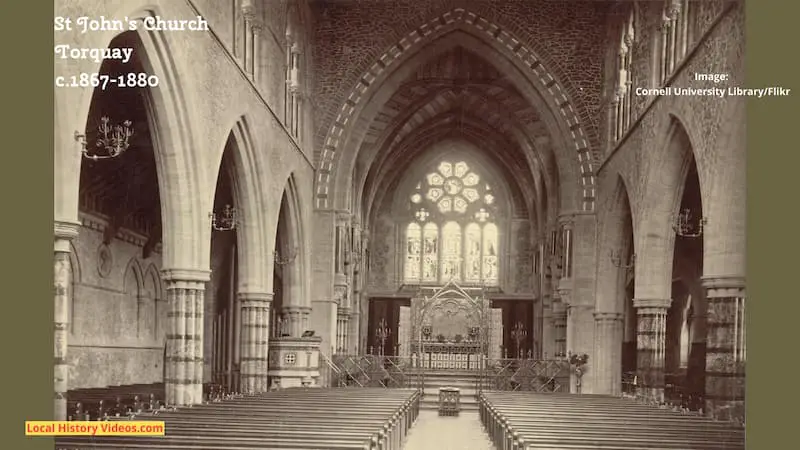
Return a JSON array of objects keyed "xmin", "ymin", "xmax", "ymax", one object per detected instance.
[{"xmin": 438, "ymin": 387, "xmax": 461, "ymax": 416}]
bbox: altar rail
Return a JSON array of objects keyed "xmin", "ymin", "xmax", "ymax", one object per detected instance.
[
  {"xmin": 321, "ymin": 355, "xmax": 425, "ymax": 390},
  {"xmin": 479, "ymin": 358, "xmax": 571, "ymax": 393}
]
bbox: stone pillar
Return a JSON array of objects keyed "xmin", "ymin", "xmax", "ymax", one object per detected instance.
[
  {"xmin": 593, "ymin": 312, "xmax": 624, "ymax": 396},
  {"xmin": 633, "ymin": 298, "xmax": 670, "ymax": 403},
  {"xmin": 299, "ymin": 306, "xmax": 311, "ymax": 332},
  {"xmin": 283, "ymin": 305, "xmax": 303, "ymax": 337},
  {"xmin": 251, "ymin": 23, "xmax": 262, "ymax": 82},
  {"xmin": 239, "ymin": 292, "xmax": 271, "ymax": 394},
  {"xmin": 702, "ymin": 275, "xmax": 745, "ymax": 423},
  {"xmin": 54, "ymin": 221, "xmax": 80, "ymax": 420},
  {"xmin": 163, "ymin": 269, "xmax": 210, "ymax": 407},
  {"xmin": 336, "ymin": 308, "xmax": 351, "ymax": 353},
  {"xmin": 552, "ymin": 302, "xmax": 567, "ymax": 358}
]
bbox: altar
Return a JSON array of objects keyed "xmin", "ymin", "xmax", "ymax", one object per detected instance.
[{"xmin": 396, "ymin": 281, "xmax": 503, "ymax": 371}]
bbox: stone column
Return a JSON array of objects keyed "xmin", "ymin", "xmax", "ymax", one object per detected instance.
[
  {"xmin": 283, "ymin": 305, "xmax": 303, "ymax": 337},
  {"xmin": 633, "ymin": 298, "xmax": 670, "ymax": 403},
  {"xmin": 702, "ymin": 275, "xmax": 745, "ymax": 423},
  {"xmin": 54, "ymin": 220, "xmax": 80, "ymax": 420},
  {"xmin": 251, "ymin": 23, "xmax": 262, "ymax": 82},
  {"xmin": 593, "ymin": 312, "xmax": 624, "ymax": 396},
  {"xmin": 336, "ymin": 308, "xmax": 351, "ymax": 353},
  {"xmin": 239, "ymin": 292, "xmax": 271, "ymax": 394},
  {"xmin": 163, "ymin": 269, "xmax": 210, "ymax": 407},
  {"xmin": 552, "ymin": 302, "xmax": 567, "ymax": 358},
  {"xmin": 299, "ymin": 306, "xmax": 312, "ymax": 333}
]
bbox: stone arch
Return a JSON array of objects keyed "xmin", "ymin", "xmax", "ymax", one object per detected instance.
[
  {"xmin": 319, "ymin": 9, "xmax": 596, "ymax": 212},
  {"xmin": 702, "ymin": 101, "xmax": 745, "ymax": 277},
  {"xmin": 68, "ymin": 242, "xmax": 82, "ymax": 335},
  {"xmin": 123, "ymin": 258, "xmax": 145, "ymax": 295},
  {"xmin": 278, "ymin": 173, "xmax": 309, "ymax": 308},
  {"xmin": 595, "ymin": 174, "xmax": 637, "ymax": 314},
  {"xmin": 56, "ymin": 6, "xmax": 205, "ymax": 272},
  {"xmin": 212, "ymin": 116, "xmax": 270, "ymax": 294},
  {"xmin": 335, "ymin": 30, "xmax": 576, "ymax": 215},
  {"xmin": 635, "ymin": 115, "xmax": 698, "ymax": 301},
  {"xmin": 144, "ymin": 263, "xmax": 163, "ymax": 301}
]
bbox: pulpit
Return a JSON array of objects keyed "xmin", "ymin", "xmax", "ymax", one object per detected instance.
[
  {"xmin": 438, "ymin": 387, "xmax": 461, "ymax": 416},
  {"xmin": 267, "ymin": 336, "xmax": 322, "ymax": 389}
]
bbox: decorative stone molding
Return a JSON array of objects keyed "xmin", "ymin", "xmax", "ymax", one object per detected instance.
[
  {"xmin": 632, "ymin": 297, "xmax": 671, "ymax": 309},
  {"xmin": 54, "ymin": 220, "xmax": 81, "ymax": 242},
  {"xmin": 700, "ymin": 275, "xmax": 745, "ymax": 298}
]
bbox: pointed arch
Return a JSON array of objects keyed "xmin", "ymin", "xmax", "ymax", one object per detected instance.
[
  {"xmin": 123, "ymin": 258, "xmax": 145, "ymax": 295},
  {"xmin": 635, "ymin": 115, "xmax": 699, "ymax": 301},
  {"xmin": 318, "ymin": 9, "xmax": 597, "ymax": 212},
  {"xmin": 55, "ymin": 6, "xmax": 205, "ymax": 272},
  {"xmin": 595, "ymin": 175, "xmax": 636, "ymax": 313},
  {"xmin": 213, "ymin": 115, "xmax": 270, "ymax": 294},
  {"xmin": 276, "ymin": 173, "xmax": 309, "ymax": 307}
]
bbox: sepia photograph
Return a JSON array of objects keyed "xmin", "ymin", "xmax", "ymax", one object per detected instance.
[{"xmin": 47, "ymin": 0, "xmax": 754, "ymax": 448}]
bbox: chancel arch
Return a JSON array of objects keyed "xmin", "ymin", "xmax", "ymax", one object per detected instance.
[{"xmin": 329, "ymin": 28, "xmax": 585, "ymax": 216}]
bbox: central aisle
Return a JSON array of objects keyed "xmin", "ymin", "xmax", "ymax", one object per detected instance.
[{"xmin": 403, "ymin": 410, "xmax": 496, "ymax": 450}]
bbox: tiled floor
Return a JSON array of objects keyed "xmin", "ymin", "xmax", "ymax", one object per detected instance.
[{"xmin": 402, "ymin": 410, "xmax": 496, "ymax": 450}]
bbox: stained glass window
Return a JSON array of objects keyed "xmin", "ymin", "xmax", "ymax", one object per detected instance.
[
  {"xmin": 441, "ymin": 222, "xmax": 462, "ymax": 281},
  {"xmin": 422, "ymin": 223, "xmax": 439, "ymax": 282},
  {"xmin": 403, "ymin": 159, "xmax": 501, "ymax": 285},
  {"xmin": 405, "ymin": 223, "xmax": 422, "ymax": 282},
  {"xmin": 482, "ymin": 223, "xmax": 499, "ymax": 284},
  {"xmin": 465, "ymin": 224, "xmax": 481, "ymax": 282}
]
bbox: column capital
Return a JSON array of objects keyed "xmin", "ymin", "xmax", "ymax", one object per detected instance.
[
  {"xmin": 283, "ymin": 305, "xmax": 303, "ymax": 314},
  {"xmin": 162, "ymin": 268, "xmax": 211, "ymax": 289},
  {"xmin": 238, "ymin": 291, "xmax": 273, "ymax": 307},
  {"xmin": 632, "ymin": 298, "xmax": 671, "ymax": 309},
  {"xmin": 701, "ymin": 275, "xmax": 745, "ymax": 298},
  {"xmin": 54, "ymin": 220, "xmax": 81, "ymax": 250},
  {"xmin": 338, "ymin": 307, "xmax": 352, "ymax": 317},
  {"xmin": 594, "ymin": 312, "xmax": 624, "ymax": 322}
]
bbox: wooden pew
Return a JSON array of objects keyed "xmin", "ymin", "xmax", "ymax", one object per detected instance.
[
  {"xmin": 479, "ymin": 391, "xmax": 744, "ymax": 450},
  {"xmin": 55, "ymin": 388, "xmax": 420, "ymax": 450},
  {"xmin": 67, "ymin": 383, "xmax": 167, "ymax": 420}
]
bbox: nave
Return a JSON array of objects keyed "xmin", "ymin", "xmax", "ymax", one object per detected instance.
[{"xmin": 57, "ymin": 385, "xmax": 744, "ymax": 450}]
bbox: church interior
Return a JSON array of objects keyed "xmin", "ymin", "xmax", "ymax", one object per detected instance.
[{"xmin": 53, "ymin": 0, "xmax": 746, "ymax": 448}]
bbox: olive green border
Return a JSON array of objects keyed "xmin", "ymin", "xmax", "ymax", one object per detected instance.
[
  {"xmin": 0, "ymin": 0, "xmax": 795, "ymax": 449},
  {"xmin": 0, "ymin": 1, "xmax": 54, "ymax": 448},
  {"xmin": 745, "ymin": 0, "xmax": 797, "ymax": 447}
]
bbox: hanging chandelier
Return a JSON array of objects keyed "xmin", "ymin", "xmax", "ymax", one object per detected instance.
[
  {"xmin": 210, "ymin": 204, "xmax": 237, "ymax": 231},
  {"xmin": 76, "ymin": 116, "xmax": 134, "ymax": 160},
  {"xmin": 673, "ymin": 208, "xmax": 706, "ymax": 238}
]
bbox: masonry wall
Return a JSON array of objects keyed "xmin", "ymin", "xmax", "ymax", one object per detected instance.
[
  {"xmin": 310, "ymin": 0, "xmax": 611, "ymax": 160},
  {"xmin": 69, "ymin": 214, "xmax": 166, "ymax": 389},
  {"xmin": 600, "ymin": 0, "xmax": 744, "ymax": 205}
]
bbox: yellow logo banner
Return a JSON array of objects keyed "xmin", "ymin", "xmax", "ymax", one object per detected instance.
[{"xmin": 25, "ymin": 421, "xmax": 165, "ymax": 436}]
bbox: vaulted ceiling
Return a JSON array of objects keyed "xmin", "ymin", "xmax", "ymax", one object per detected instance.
[{"xmin": 357, "ymin": 46, "xmax": 556, "ymax": 227}]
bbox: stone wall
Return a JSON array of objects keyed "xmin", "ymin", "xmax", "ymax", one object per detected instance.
[
  {"xmin": 311, "ymin": 0, "xmax": 612, "ymax": 161},
  {"xmin": 69, "ymin": 214, "xmax": 166, "ymax": 389}
]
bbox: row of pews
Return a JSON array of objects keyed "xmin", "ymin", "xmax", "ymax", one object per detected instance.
[
  {"xmin": 479, "ymin": 391, "xmax": 745, "ymax": 450},
  {"xmin": 56, "ymin": 387, "xmax": 420, "ymax": 449},
  {"xmin": 67, "ymin": 383, "xmax": 167, "ymax": 420}
]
